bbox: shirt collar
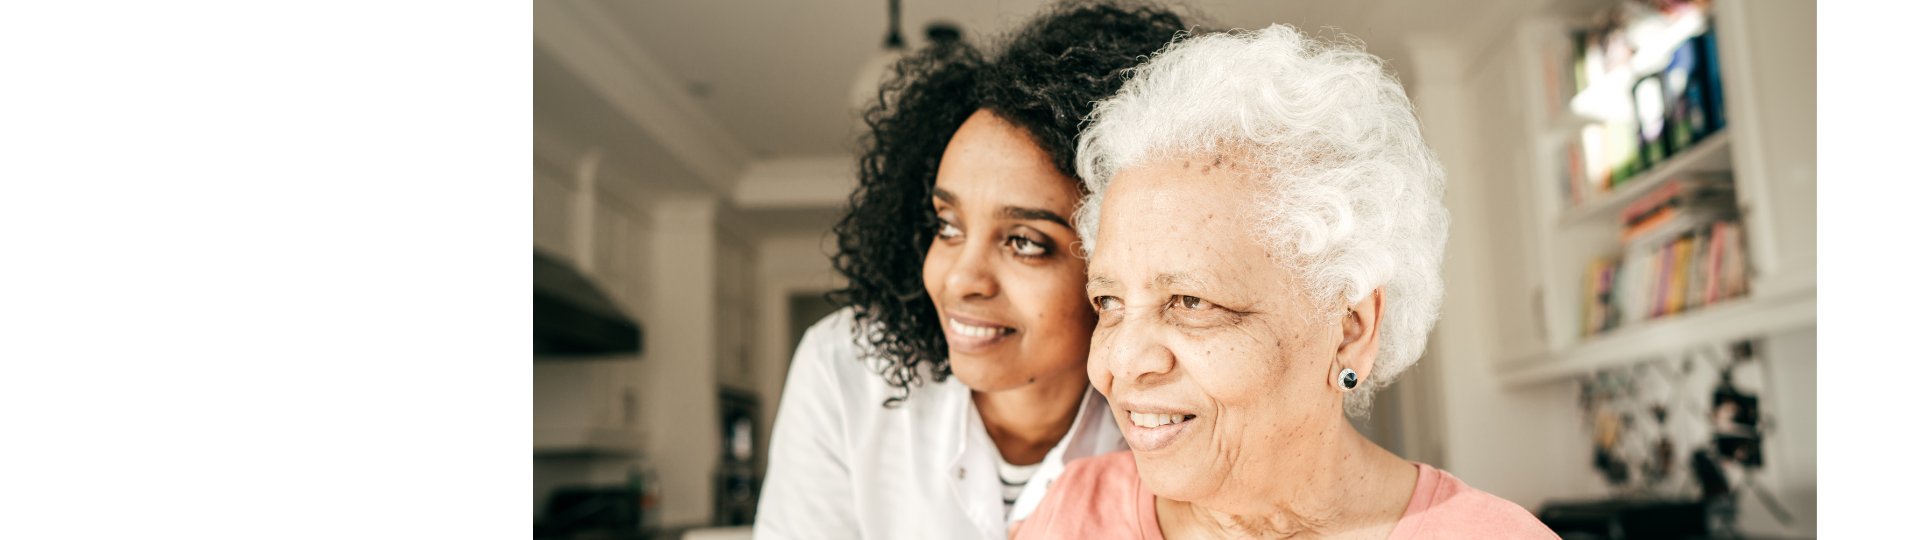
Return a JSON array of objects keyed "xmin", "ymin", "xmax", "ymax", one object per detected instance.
[{"xmin": 948, "ymin": 385, "xmax": 1107, "ymax": 467}]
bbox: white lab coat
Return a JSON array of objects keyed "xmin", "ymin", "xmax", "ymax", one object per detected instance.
[{"xmin": 755, "ymin": 308, "xmax": 1126, "ymax": 540}]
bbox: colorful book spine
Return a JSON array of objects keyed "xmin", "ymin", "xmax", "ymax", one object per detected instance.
[
  {"xmin": 1652, "ymin": 242, "xmax": 1672, "ymax": 318},
  {"xmin": 1704, "ymin": 221, "xmax": 1727, "ymax": 303},
  {"xmin": 1667, "ymin": 234, "xmax": 1693, "ymax": 316},
  {"xmin": 1688, "ymin": 230, "xmax": 1710, "ymax": 310},
  {"xmin": 1722, "ymin": 222, "xmax": 1748, "ymax": 298},
  {"xmin": 1700, "ymin": 24, "xmax": 1726, "ymax": 133}
]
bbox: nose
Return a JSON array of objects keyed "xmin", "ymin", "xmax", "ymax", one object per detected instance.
[
  {"xmin": 1096, "ymin": 314, "xmax": 1175, "ymax": 385},
  {"xmin": 942, "ymin": 236, "xmax": 999, "ymax": 301}
]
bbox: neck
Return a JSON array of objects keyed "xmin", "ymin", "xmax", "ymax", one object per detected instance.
[
  {"xmin": 973, "ymin": 371, "xmax": 1088, "ymax": 465},
  {"xmin": 1160, "ymin": 419, "xmax": 1416, "ymax": 539}
]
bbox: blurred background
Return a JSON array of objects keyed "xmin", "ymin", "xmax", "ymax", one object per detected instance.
[{"xmin": 530, "ymin": 0, "xmax": 1814, "ymax": 538}]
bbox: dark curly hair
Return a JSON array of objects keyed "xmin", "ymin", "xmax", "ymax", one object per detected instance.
[{"xmin": 829, "ymin": 0, "xmax": 1190, "ymax": 407}]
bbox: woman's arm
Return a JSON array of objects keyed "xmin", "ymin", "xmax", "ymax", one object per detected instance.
[{"xmin": 753, "ymin": 315, "xmax": 859, "ymax": 539}]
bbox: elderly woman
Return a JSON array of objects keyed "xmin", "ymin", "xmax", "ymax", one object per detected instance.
[{"xmin": 1012, "ymin": 26, "xmax": 1555, "ymax": 538}]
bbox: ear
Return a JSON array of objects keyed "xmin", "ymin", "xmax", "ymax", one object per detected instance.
[{"xmin": 1330, "ymin": 288, "xmax": 1385, "ymax": 388}]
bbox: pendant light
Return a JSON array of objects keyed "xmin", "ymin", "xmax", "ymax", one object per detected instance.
[{"xmin": 848, "ymin": 0, "xmax": 907, "ymax": 110}]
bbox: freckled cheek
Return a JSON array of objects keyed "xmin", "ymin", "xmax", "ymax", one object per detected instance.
[
  {"xmin": 1086, "ymin": 336, "xmax": 1113, "ymax": 392},
  {"xmin": 1194, "ymin": 346, "xmax": 1287, "ymax": 414},
  {"xmin": 1017, "ymin": 269, "xmax": 1097, "ymax": 336}
]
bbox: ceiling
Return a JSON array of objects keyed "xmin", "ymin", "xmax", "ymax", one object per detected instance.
[
  {"xmin": 534, "ymin": 44, "xmax": 708, "ymax": 197},
  {"xmin": 590, "ymin": 0, "xmax": 1556, "ymax": 156},
  {"xmin": 534, "ymin": 0, "xmax": 1587, "ymax": 235}
]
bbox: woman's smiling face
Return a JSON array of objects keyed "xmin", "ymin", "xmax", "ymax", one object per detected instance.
[
  {"xmin": 921, "ymin": 109, "xmax": 1097, "ymax": 393},
  {"xmin": 1083, "ymin": 156, "xmax": 1350, "ymax": 514}
]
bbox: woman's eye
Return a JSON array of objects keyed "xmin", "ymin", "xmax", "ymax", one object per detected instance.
[
  {"xmin": 935, "ymin": 218, "xmax": 961, "ymax": 239},
  {"xmin": 1176, "ymin": 295, "xmax": 1213, "ymax": 311},
  {"xmin": 1007, "ymin": 235, "xmax": 1048, "ymax": 257},
  {"xmin": 1092, "ymin": 295, "xmax": 1122, "ymax": 312}
]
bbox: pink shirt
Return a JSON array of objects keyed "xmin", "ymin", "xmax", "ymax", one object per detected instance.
[{"xmin": 1013, "ymin": 451, "xmax": 1557, "ymax": 539}]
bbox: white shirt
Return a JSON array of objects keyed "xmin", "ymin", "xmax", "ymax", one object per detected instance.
[{"xmin": 755, "ymin": 308, "xmax": 1127, "ymax": 540}]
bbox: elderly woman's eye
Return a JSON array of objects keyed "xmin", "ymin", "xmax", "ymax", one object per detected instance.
[
  {"xmin": 1093, "ymin": 296, "xmax": 1122, "ymax": 312},
  {"xmin": 1176, "ymin": 295, "xmax": 1213, "ymax": 310}
]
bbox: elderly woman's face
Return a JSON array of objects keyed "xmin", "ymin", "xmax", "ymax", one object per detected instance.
[
  {"xmin": 1084, "ymin": 156, "xmax": 1348, "ymax": 510},
  {"xmin": 922, "ymin": 109, "xmax": 1097, "ymax": 393}
]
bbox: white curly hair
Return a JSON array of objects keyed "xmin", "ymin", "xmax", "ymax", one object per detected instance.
[{"xmin": 1074, "ymin": 24, "xmax": 1449, "ymax": 418}]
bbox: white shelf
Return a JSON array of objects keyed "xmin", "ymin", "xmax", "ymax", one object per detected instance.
[
  {"xmin": 1498, "ymin": 283, "xmax": 1813, "ymax": 387},
  {"xmin": 1557, "ymin": 130, "xmax": 1734, "ymax": 227},
  {"xmin": 534, "ymin": 427, "xmax": 647, "ymax": 457}
]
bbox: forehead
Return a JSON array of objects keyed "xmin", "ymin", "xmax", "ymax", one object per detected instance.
[
  {"xmin": 934, "ymin": 110, "xmax": 1079, "ymax": 209},
  {"xmin": 1090, "ymin": 156, "xmax": 1276, "ymax": 282}
]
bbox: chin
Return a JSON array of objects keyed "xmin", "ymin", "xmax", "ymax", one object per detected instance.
[
  {"xmin": 1132, "ymin": 452, "xmax": 1210, "ymax": 502},
  {"xmin": 946, "ymin": 353, "xmax": 1018, "ymax": 391}
]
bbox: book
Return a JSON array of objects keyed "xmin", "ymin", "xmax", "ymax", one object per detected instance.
[
  {"xmin": 1620, "ymin": 244, "xmax": 1651, "ymax": 327},
  {"xmin": 1687, "ymin": 225, "xmax": 1712, "ymax": 310},
  {"xmin": 1666, "ymin": 234, "xmax": 1693, "ymax": 316},
  {"xmin": 1652, "ymin": 241, "xmax": 1673, "ymax": 318},
  {"xmin": 1721, "ymin": 222, "xmax": 1749, "ymax": 299},
  {"xmin": 1704, "ymin": 221, "xmax": 1727, "ymax": 303},
  {"xmin": 1633, "ymin": 73, "xmax": 1671, "ymax": 167},
  {"xmin": 1699, "ymin": 24, "xmax": 1726, "ymax": 133}
]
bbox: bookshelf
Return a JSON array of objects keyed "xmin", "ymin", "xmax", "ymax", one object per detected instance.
[{"xmin": 1494, "ymin": 0, "xmax": 1815, "ymax": 387}]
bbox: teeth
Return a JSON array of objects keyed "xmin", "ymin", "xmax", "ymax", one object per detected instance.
[
  {"xmin": 1129, "ymin": 411, "xmax": 1193, "ymax": 428},
  {"xmin": 950, "ymin": 318, "xmax": 1009, "ymax": 338}
]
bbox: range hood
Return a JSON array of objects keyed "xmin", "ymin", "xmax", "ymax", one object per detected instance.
[{"xmin": 534, "ymin": 249, "xmax": 642, "ymax": 357}]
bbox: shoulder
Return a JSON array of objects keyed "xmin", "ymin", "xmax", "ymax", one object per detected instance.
[
  {"xmin": 793, "ymin": 308, "xmax": 907, "ymax": 378},
  {"xmin": 1400, "ymin": 464, "xmax": 1556, "ymax": 539},
  {"xmin": 795, "ymin": 307, "xmax": 858, "ymax": 360},
  {"xmin": 785, "ymin": 307, "xmax": 963, "ymax": 414},
  {"xmin": 1056, "ymin": 450, "xmax": 1138, "ymax": 490},
  {"xmin": 776, "ymin": 308, "xmax": 883, "ymax": 426},
  {"xmin": 1014, "ymin": 451, "xmax": 1143, "ymax": 539},
  {"xmin": 788, "ymin": 308, "xmax": 873, "ymax": 391}
]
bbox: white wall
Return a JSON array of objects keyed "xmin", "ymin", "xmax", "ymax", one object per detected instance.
[
  {"xmin": 1743, "ymin": 325, "xmax": 1815, "ymax": 535},
  {"xmin": 642, "ymin": 195, "xmax": 723, "ymax": 527}
]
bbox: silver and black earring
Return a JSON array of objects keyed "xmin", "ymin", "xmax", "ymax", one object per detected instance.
[{"xmin": 1339, "ymin": 368, "xmax": 1359, "ymax": 391}]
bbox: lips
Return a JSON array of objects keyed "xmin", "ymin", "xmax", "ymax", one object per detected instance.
[
  {"xmin": 1114, "ymin": 401, "xmax": 1198, "ymax": 452},
  {"xmin": 943, "ymin": 313, "xmax": 1016, "ymax": 354}
]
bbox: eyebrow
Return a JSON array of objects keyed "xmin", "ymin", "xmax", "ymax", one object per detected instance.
[
  {"xmin": 1086, "ymin": 275, "xmax": 1118, "ymax": 294},
  {"xmin": 1154, "ymin": 272, "xmax": 1207, "ymax": 291},
  {"xmin": 999, "ymin": 206, "xmax": 1073, "ymax": 229},
  {"xmin": 932, "ymin": 187, "xmax": 958, "ymax": 205},
  {"xmin": 1084, "ymin": 272, "xmax": 1207, "ymax": 295},
  {"xmin": 931, "ymin": 187, "xmax": 1073, "ymax": 229}
]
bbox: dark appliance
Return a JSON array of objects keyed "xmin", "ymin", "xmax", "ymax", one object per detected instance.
[
  {"xmin": 713, "ymin": 388, "xmax": 760, "ymax": 525},
  {"xmin": 534, "ymin": 249, "xmax": 642, "ymax": 356}
]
